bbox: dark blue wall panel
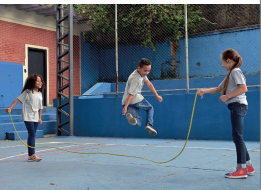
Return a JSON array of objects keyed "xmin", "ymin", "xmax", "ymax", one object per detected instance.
[{"xmin": 0, "ymin": 61, "xmax": 23, "ymax": 108}]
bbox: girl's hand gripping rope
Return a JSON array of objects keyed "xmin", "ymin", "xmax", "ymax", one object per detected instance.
[
  {"xmin": 197, "ymin": 89, "xmax": 204, "ymax": 99},
  {"xmin": 5, "ymin": 108, "xmax": 11, "ymax": 113}
]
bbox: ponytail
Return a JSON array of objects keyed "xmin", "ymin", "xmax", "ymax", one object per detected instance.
[{"xmin": 221, "ymin": 49, "xmax": 242, "ymax": 95}]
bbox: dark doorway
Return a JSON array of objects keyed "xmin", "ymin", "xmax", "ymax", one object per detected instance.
[{"xmin": 28, "ymin": 48, "xmax": 47, "ymax": 106}]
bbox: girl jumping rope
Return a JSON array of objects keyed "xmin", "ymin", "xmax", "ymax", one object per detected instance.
[
  {"xmin": 197, "ymin": 49, "xmax": 254, "ymax": 179},
  {"xmin": 6, "ymin": 73, "xmax": 45, "ymax": 162}
]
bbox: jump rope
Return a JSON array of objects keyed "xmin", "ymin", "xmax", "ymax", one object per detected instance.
[{"xmin": 6, "ymin": 91, "xmax": 198, "ymax": 164}]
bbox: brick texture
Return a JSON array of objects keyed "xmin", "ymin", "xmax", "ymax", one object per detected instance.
[{"xmin": 0, "ymin": 20, "xmax": 81, "ymax": 104}]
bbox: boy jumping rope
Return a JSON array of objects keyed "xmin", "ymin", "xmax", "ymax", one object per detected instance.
[
  {"xmin": 122, "ymin": 58, "xmax": 163, "ymax": 136},
  {"xmin": 198, "ymin": 49, "xmax": 254, "ymax": 179}
]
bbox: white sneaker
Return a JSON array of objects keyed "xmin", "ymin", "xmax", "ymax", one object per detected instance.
[
  {"xmin": 145, "ymin": 125, "xmax": 157, "ymax": 136},
  {"xmin": 126, "ymin": 113, "xmax": 137, "ymax": 125}
]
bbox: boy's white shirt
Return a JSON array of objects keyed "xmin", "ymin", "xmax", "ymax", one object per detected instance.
[
  {"xmin": 18, "ymin": 89, "xmax": 43, "ymax": 122},
  {"xmin": 122, "ymin": 69, "xmax": 148, "ymax": 105}
]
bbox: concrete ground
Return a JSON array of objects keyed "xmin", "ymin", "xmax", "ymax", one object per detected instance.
[{"xmin": 0, "ymin": 137, "xmax": 260, "ymax": 190}]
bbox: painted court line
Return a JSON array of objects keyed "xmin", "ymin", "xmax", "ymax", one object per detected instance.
[
  {"xmin": 1, "ymin": 141, "xmax": 259, "ymax": 151},
  {"xmin": 0, "ymin": 144, "xmax": 97, "ymax": 161},
  {"xmin": 0, "ymin": 144, "xmax": 125, "ymax": 162},
  {"xmin": 0, "ymin": 142, "xmax": 71, "ymax": 149}
]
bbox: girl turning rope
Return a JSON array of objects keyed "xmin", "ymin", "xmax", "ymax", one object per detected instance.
[
  {"xmin": 6, "ymin": 74, "xmax": 45, "ymax": 162},
  {"xmin": 198, "ymin": 49, "xmax": 254, "ymax": 179}
]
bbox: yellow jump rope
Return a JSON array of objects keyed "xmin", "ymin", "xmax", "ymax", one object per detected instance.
[{"xmin": 6, "ymin": 92, "xmax": 198, "ymax": 164}]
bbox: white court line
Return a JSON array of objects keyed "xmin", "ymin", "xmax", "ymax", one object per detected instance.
[
  {"xmin": 0, "ymin": 143, "xmax": 131, "ymax": 161},
  {"xmin": 1, "ymin": 141, "xmax": 259, "ymax": 151},
  {"xmin": 120, "ymin": 144, "xmax": 260, "ymax": 152},
  {"xmin": 0, "ymin": 144, "xmax": 88, "ymax": 161},
  {"xmin": 0, "ymin": 142, "xmax": 259, "ymax": 161},
  {"xmin": 0, "ymin": 142, "xmax": 69, "ymax": 149}
]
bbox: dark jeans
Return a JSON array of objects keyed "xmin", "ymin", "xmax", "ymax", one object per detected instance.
[
  {"xmin": 24, "ymin": 121, "xmax": 38, "ymax": 156},
  {"xmin": 228, "ymin": 102, "xmax": 250, "ymax": 164},
  {"xmin": 125, "ymin": 98, "xmax": 154, "ymax": 127}
]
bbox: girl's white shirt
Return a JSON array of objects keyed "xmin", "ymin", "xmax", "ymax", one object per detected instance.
[
  {"xmin": 18, "ymin": 89, "xmax": 43, "ymax": 122},
  {"xmin": 219, "ymin": 68, "xmax": 248, "ymax": 105}
]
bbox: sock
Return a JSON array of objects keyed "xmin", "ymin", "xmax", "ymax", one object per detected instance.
[
  {"xmin": 237, "ymin": 163, "xmax": 246, "ymax": 168},
  {"xmin": 246, "ymin": 160, "xmax": 252, "ymax": 166}
]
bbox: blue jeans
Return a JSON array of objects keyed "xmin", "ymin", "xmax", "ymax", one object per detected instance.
[
  {"xmin": 24, "ymin": 121, "xmax": 38, "ymax": 156},
  {"xmin": 228, "ymin": 102, "xmax": 250, "ymax": 165},
  {"xmin": 126, "ymin": 98, "xmax": 154, "ymax": 127}
]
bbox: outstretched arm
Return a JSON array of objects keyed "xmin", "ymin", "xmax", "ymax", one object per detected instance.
[
  {"xmin": 198, "ymin": 86, "xmax": 222, "ymax": 97},
  {"xmin": 145, "ymin": 80, "xmax": 163, "ymax": 102}
]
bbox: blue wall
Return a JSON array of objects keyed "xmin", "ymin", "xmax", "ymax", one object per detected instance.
[
  {"xmin": 81, "ymin": 33, "xmax": 99, "ymax": 94},
  {"xmin": 81, "ymin": 26, "xmax": 260, "ymax": 94},
  {"xmin": 76, "ymin": 27, "xmax": 260, "ymax": 141},
  {"xmin": 0, "ymin": 61, "xmax": 23, "ymax": 108},
  {"xmin": 82, "ymin": 74, "xmax": 258, "ymax": 94},
  {"xmin": 177, "ymin": 26, "xmax": 260, "ymax": 78},
  {"xmin": 54, "ymin": 87, "xmax": 260, "ymax": 141}
]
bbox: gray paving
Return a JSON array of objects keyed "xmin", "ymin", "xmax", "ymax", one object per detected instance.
[{"xmin": 0, "ymin": 137, "xmax": 259, "ymax": 190}]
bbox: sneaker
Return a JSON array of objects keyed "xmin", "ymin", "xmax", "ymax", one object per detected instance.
[
  {"xmin": 225, "ymin": 168, "xmax": 247, "ymax": 179},
  {"xmin": 126, "ymin": 113, "xmax": 137, "ymax": 125},
  {"xmin": 247, "ymin": 164, "xmax": 255, "ymax": 174},
  {"xmin": 145, "ymin": 125, "xmax": 157, "ymax": 136}
]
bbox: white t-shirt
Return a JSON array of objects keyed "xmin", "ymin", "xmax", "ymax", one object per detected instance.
[
  {"xmin": 18, "ymin": 89, "xmax": 43, "ymax": 122},
  {"xmin": 122, "ymin": 69, "xmax": 149, "ymax": 105},
  {"xmin": 219, "ymin": 68, "xmax": 248, "ymax": 105}
]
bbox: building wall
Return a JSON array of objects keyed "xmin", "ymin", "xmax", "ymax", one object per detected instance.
[
  {"xmin": 0, "ymin": 5, "xmax": 56, "ymax": 32},
  {"xmin": 0, "ymin": 5, "xmax": 81, "ymax": 105}
]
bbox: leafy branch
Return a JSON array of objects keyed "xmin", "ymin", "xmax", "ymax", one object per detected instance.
[{"xmin": 70, "ymin": 4, "xmax": 215, "ymax": 50}]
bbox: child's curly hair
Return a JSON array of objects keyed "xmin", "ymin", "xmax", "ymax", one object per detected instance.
[{"xmin": 21, "ymin": 73, "xmax": 46, "ymax": 94}]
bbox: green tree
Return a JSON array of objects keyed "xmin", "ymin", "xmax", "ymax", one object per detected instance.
[{"xmin": 74, "ymin": 4, "xmax": 214, "ymax": 50}]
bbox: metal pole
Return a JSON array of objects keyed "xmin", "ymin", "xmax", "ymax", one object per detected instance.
[
  {"xmin": 184, "ymin": 4, "xmax": 189, "ymax": 91},
  {"xmin": 69, "ymin": 4, "xmax": 74, "ymax": 136},
  {"xmin": 61, "ymin": 4, "xmax": 64, "ymax": 90},
  {"xmin": 115, "ymin": 4, "xmax": 119, "ymax": 95},
  {"xmin": 56, "ymin": 5, "xmax": 61, "ymax": 136}
]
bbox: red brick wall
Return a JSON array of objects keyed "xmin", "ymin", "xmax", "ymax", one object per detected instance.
[{"xmin": 0, "ymin": 20, "xmax": 81, "ymax": 104}]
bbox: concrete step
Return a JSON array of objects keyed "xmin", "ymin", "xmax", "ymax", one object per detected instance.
[
  {"xmin": 0, "ymin": 107, "xmax": 56, "ymax": 115},
  {"xmin": 0, "ymin": 114, "xmax": 56, "ymax": 123},
  {"xmin": 0, "ymin": 120, "xmax": 57, "ymax": 140},
  {"xmin": 6, "ymin": 130, "xmax": 44, "ymax": 140},
  {"xmin": 0, "ymin": 108, "xmax": 23, "ymax": 115}
]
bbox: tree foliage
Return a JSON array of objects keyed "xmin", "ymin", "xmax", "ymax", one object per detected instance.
[{"xmin": 73, "ymin": 4, "xmax": 214, "ymax": 50}]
